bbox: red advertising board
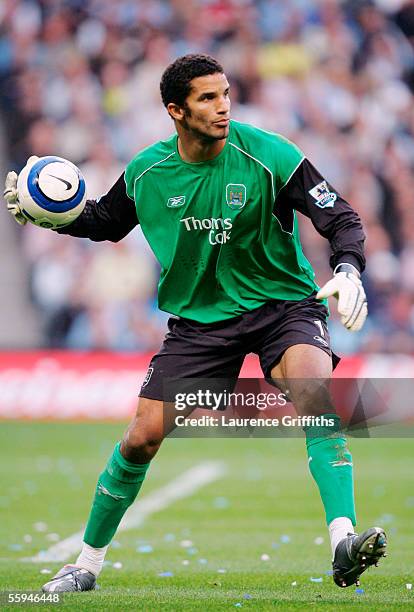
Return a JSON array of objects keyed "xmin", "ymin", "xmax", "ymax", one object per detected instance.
[{"xmin": 0, "ymin": 351, "xmax": 411, "ymax": 420}]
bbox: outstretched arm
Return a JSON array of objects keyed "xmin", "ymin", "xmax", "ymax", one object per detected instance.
[
  {"xmin": 56, "ymin": 173, "xmax": 139, "ymax": 242},
  {"xmin": 4, "ymin": 161, "xmax": 138, "ymax": 243}
]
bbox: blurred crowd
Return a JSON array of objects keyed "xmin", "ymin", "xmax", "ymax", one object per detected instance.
[{"xmin": 1, "ymin": 0, "xmax": 414, "ymax": 354}]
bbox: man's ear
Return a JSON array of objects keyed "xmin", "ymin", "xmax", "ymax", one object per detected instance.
[{"xmin": 167, "ymin": 103, "xmax": 185, "ymax": 121}]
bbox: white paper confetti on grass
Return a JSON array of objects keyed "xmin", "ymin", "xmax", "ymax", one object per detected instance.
[
  {"xmin": 33, "ymin": 522, "xmax": 48, "ymax": 532},
  {"xmin": 376, "ymin": 513, "xmax": 395, "ymax": 525},
  {"xmin": 26, "ymin": 462, "xmax": 226, "ymax": 564},
  {"xmin": 164, "ymin": 533, "xmax": 175, "ymax": 542},
  {"xmin": 46, "ymin": 533, "xmax": 60, "ymax": 542},
  {"xmin": 314, "ymin": 537, "xmax": 324, "ymax": 545},
  {"xmin": 260, "ymin": 554, "xmax": 270, "ymax": 561},
  {"xmin": 180, "ymin": 540, "xmax": 193, "ymax": 548},
  {"xmin": 137, "ymin": 544, "xmax": 153, "ymax": 553},
  {"xmin": 406, "ymin": 584, "xmax": 413, "ymax": 590},
  {"xmin": 310, "ymin": 577, "xmax": 323, "ymax": 583},
  {"xmin": 113, "ymin": 562, "xmax": 122, "ymax": 569},
  {"xmin": 213, "ymin": 497, "xmax": 230, "ymax": 509}
]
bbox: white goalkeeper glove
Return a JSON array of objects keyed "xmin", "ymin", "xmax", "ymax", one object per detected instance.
[
  {"xmin": 3, "ymin": 155, "xmax": 40, "ymax": 226},
  {"xmin": 316, "ymin": 263, "xmax": 368, "ymax": 332}
]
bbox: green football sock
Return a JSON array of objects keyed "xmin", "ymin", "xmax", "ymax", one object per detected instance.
[
  {"xmin": 305, "ymin": 414, "xmax": 356, "ymax": 526},
  {"xmin": 84, "ymin": 443, "xmax": 150, "ymax": 548}
]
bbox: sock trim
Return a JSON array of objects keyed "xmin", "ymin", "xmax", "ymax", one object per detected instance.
[
  {"xmin": 304, "ymin": 413, "xmax": 342, "ymax": 445},
  {"xmin": 113, "ymin": 442, "xmax": 150, "ymax": 474}
]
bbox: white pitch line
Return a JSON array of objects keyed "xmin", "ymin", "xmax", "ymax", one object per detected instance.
[{"xmin": 24, "ymin": 460, "xmax": 226, "ymax": 563}]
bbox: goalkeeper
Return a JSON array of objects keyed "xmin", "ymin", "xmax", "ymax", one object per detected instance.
[{"xmin": 5, "ymin": 54, "xmax": 386, "ymax": 592}]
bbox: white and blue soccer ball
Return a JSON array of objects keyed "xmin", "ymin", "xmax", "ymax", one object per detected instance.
[{"xmin": 17, "ymin": 155, "xmax": 86, "ymax": 229}]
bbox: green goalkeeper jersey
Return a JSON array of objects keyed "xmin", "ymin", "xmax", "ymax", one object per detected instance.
[{"xmin": 124, "ymin": 119, "xmax": 318, "ymax": 323}]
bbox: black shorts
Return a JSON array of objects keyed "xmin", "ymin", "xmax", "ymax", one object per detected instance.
[{"xmin": 139, "ymin": 293, "xmax": 340, "ymax": 402}]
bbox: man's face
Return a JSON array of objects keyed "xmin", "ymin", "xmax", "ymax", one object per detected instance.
[{"xmin": 174, "ymin": 72, "xmax": 231, "ymax": 141}]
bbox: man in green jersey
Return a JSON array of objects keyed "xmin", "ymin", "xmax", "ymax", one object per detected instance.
[{"xmin": 4, "ymin": 54, "xmax": 386, "ymax": 592}]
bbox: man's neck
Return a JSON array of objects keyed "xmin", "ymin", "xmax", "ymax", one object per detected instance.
[{"xmin": 177, "ymin": 132, "xmax": 226, "ymax": 163}]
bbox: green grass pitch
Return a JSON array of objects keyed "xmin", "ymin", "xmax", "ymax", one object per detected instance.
[{"xmin": 0, "ymin": 422, "xmax": 413, "ymax": 610}]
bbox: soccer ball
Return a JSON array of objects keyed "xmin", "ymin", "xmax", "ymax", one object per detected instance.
[{"xmin": 17, "ymin": 156, "xmax": 86, "ymax": 229}]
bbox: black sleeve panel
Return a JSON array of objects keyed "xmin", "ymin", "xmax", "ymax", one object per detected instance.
[
  {"xmin": 273, "ymin": 159, "xmax": 366, "ymax": 272},
  {"xmin": 56, "ymin": 173, "xmax": 139, "ymax": 242}
]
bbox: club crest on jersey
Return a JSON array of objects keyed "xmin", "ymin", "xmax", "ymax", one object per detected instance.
[
  {"xmin": 309, "ymin": 181, "xmax": 337, "ymax": 209},
  {"xmin": 167, "ymin": 195, "xmax": 186, "ymax": 208},
  {"xmin": 226, "ymin": 184, "xmax": 246, "ymax": 210}
]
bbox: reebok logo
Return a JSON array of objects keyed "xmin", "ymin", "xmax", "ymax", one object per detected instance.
[
  {"xmin": 180, "ymin": 216, "xmax": 232, "ymax": 245},
  {"xmin": 167, "ymin": 195, "xmax": 186, "ymax": 208}
]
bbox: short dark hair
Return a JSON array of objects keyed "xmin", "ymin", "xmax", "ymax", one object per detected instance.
[{"xmin": 160, "ymin": 54, "xmax": 224, "ymax": 108}]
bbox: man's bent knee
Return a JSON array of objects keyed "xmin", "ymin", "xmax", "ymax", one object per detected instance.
[
  {"xmin": 121, "ymin": 430, "xmax": 163, "ymax": 463},
  {"xmin": 120, "ymin": 397, "xmax": 165, "ymax": 463}
]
